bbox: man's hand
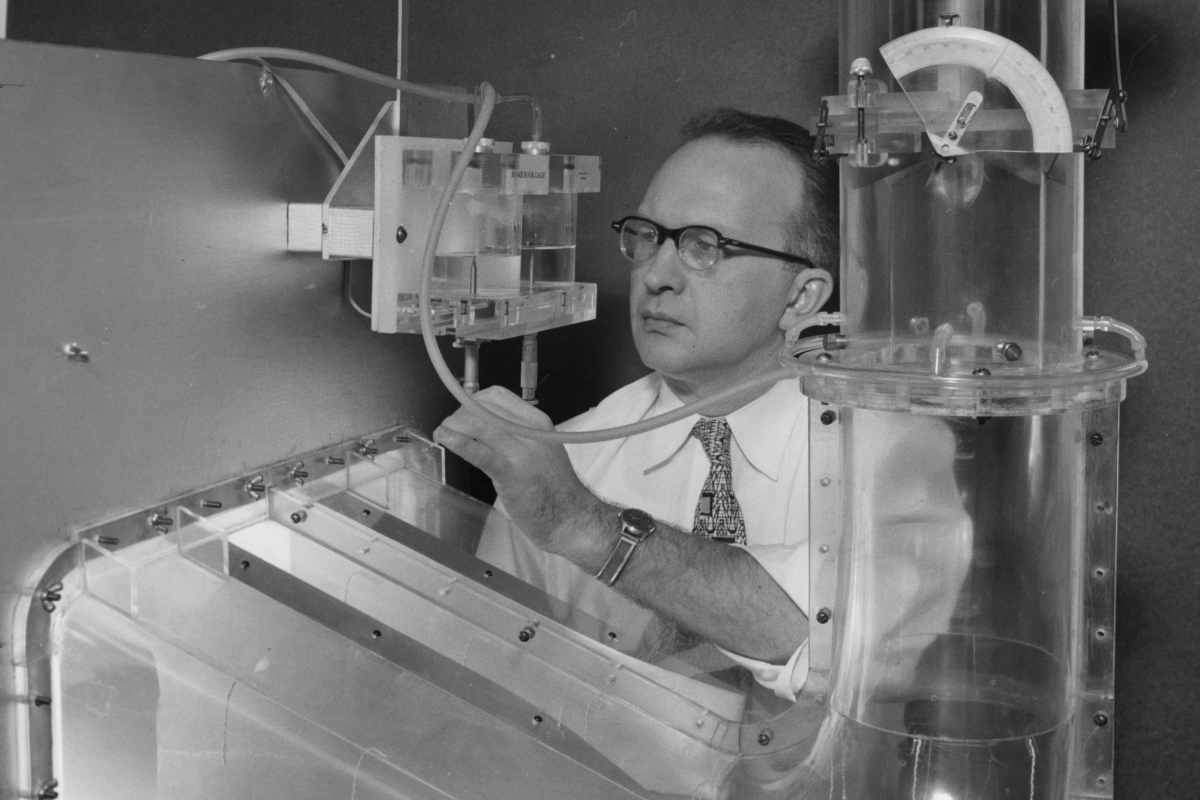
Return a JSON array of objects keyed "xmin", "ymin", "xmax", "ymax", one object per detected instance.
[{"xmin": 433, "ymin": 387, "xmax": 611, "ymax": 567}]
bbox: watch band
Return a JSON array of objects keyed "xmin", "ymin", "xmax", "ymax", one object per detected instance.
[{"xmin": 595, "ymin": 508, "xmax": 656, "ymax": 587}]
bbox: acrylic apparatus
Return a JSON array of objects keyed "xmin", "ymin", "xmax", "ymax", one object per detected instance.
[{"xmin": 789, "ymin": 1, "xmax": 1143, "ymax": 798}]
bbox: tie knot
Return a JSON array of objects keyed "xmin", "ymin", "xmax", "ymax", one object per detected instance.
[{"xmin": 691, "ymin": 417, "xmax": 731, "ymax": 465}]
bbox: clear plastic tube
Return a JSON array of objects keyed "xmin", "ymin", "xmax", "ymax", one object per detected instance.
[
  {"xmin": 1082, "ymin": 315, "xmax": 1147, "ymax": 359},
  {"xmin": 497, "ymin": 94, "xmax": 543, "ymax": 142}
]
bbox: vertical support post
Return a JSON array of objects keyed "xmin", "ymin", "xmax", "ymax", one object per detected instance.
[
  {"xmin": 520, "ymin": 334, "xmax": 538, "ymax": 402},
  {"xmin": 460, "ymin": 340, "xmax": 480, "ymax": 395},
  {"xmin": 395, "ymin": 0, "xmax": 408, "ymax": 132}
]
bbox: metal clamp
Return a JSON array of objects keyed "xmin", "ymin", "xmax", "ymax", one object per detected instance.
[
  {"xmin": 1081, "ymin": 88, "xmax": 1119, "ymax": 160},
  {"xmin": 814, "ymin": 99, "xmax": 838, "ymax": 165}
]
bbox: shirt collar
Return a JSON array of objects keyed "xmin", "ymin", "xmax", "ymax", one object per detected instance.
[{"xmin": 640, "ymin": 375, "xmax": 804, "ymax": 482}]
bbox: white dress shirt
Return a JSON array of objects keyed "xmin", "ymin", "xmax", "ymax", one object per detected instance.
[{"xmin": 477, "ymin": 372, "xmax": 813, "ymax": 699}]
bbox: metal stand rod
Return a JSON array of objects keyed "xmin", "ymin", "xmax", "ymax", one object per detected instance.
[
  {"xmin": 459, "ymin": 339, "xmax": 480, "ymax": 395},
  {"xmin": 520, "ymin": 333, "xmax": 538, "ymax": 403}
]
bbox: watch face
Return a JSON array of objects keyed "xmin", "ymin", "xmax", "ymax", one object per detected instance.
[{"xmin": 620, "ymin": 508, "xmax": 656, "ymax": 537}]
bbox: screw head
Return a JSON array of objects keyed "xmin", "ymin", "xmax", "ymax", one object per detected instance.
[
  {"xmin": 1089, "ymin": 432, "xmax": 1105, "ymax": 446},
  {"xmin": 396, "ymin": 226, "xmax": 408, "ymax": 243},
  {"xmin": 820, "ymin": 410, "xmax": 837, "ymax": 425},
  {"xmin": 816, "ymin": 608, "xmax": 832, "ymax": 624},
  {"xmin": 290, "ymin": 510, "xmax": 307, "ymax": 524},
  {"xmin": 239, "ymin": 560, "xmax": 250, "ymax": 570},
  {"xmin": 815, "ymin": 352, "xmax": 834, "ymax": 363},
  {"xmin": 757, "ymin": 731, "xmax": 772, "ymax": 746},
  {"xmin": 972, "ymin": 367, "xmax": 991, "ymax": 376},
  {"xmin": 518, "ymin": 626, "xmax": 536, "ymax": 643},
  {"xmin": 1094, "ymin": 712, "xmax": 1109, "ymax": 727}
]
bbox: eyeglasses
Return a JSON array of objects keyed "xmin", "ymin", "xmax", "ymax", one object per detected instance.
[{"xmin": 611, "ymin": 215, "xmax": 814, "ymax": 272}]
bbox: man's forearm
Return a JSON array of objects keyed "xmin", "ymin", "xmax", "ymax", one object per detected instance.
[
  {"xmin": 558, "ymin": 495, "xmax": 809, "ymax": 664},
  {"xmin": 430, "ymin": 389, "xmax": 808, "ymax": 664}
]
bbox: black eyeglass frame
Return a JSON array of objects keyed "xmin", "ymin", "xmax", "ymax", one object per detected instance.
[{"xmin": 610, "ymin": 215, "xmax": 815, "ymax": 271}]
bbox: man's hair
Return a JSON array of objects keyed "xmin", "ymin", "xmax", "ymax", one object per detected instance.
[{"xmin": 680, "ymin": 108, "xmax": 839, "ymax": 278}]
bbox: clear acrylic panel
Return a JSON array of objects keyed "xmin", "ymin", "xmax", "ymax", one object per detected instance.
[{"xmin": 43, "ymin": 428, "xmax": 834, "ymax": 799}]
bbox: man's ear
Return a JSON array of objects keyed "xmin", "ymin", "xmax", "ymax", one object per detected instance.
[{"xmin": 778, "ymin": 267, "xmax": 833, "ymax": 333}]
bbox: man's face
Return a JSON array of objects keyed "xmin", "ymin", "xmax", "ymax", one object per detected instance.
[{"xmin": 630, "ymin": 137, "xmax": 807, "ymax": 389}]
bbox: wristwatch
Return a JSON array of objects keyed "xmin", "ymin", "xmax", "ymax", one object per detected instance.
[{"xmin": 595, "ymin": 508, "xmax": 657, "ymax": 587}]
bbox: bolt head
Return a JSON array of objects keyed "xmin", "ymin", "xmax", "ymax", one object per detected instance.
[
  {"xmin": 815, "ymin": 352, "xmax": 834, "ymax": 363},
  {"xmin": 998, "ymin": 342, "xmax": 1023, "ymax": 362},
  {"xmin": 849, "ymin": 57, "xmax": 874, "ymax": 78}
]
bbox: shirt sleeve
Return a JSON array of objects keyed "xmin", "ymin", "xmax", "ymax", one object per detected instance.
[{"xmin": 716, "ymin": 638, "xmax": 810, "ymax": 701}]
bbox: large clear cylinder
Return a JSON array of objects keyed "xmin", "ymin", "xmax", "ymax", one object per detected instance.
[
  {"xmin": 798, "ymin": 2, "xmax": 1125, "ymax": 797},
  {"xmin": 814, "ymin": 408, "xmax": 1090, "ymax": 798}
]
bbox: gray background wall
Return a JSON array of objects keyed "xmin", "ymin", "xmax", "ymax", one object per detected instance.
[{"xmin": 7, "ymin": 0, "xmax": 1198, "ymax": 795}]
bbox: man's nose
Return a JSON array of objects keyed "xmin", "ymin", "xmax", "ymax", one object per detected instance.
[{"xmin": 638, "ymin": 240, "xmax": 688, "ymax": 294}]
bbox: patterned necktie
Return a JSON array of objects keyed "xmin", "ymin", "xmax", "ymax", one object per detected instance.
[{"xmin": 690, "ymin": 417, "xmax": 747, "ymax": 544}]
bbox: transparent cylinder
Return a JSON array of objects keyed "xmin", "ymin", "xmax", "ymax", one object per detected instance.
[
  {"xmin": 837, "ymin": 0, "xmax": 1086, "ymax": 380},
  {"xmin": 818, "ymin": 407, "xmax": 1087, "ymax": 799}
]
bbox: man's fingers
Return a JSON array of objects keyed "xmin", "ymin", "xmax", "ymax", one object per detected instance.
[
  {"xmin": 442, "ymin": 404, "xmax": 520, "ymax": 453},
  {"xmin": 433, "ymin": 425, "xmax": 503, "ymax": 474},
  {"xmin": 469, "ymin": 386, "xmax": 555, "ymax": 431}
]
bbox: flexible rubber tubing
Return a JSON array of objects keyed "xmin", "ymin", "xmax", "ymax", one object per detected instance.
[
  {"xmin": 416, "ymin": 84, "xmax": 806, "ymax": 445},
  {"xmin": 198, "ymin": 48, "xmax": 480, "ymax": 104}
]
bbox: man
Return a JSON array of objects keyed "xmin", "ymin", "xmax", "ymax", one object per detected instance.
[{"xmin": 434, "ymin": 109, "xmax": 838, "ymax": 699}]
